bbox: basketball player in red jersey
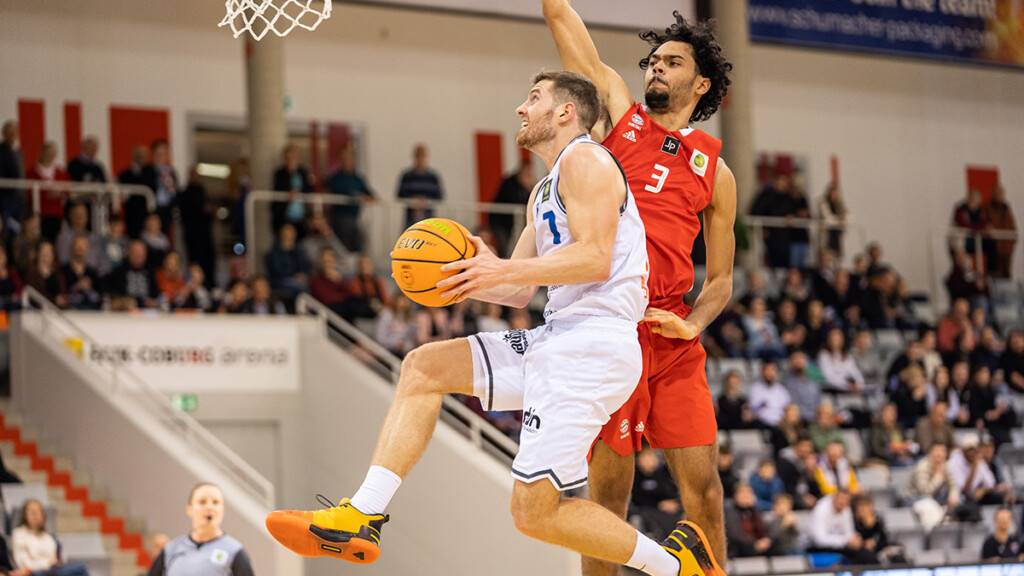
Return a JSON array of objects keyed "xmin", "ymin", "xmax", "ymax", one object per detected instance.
[{"xmin": 543, "ymin": 3, "xmax": 736, "ymax": 575}]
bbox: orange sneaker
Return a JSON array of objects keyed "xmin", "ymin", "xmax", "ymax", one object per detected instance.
[
  {"xmin": 661, "ymin": 521, "xmax": 726, "ymax": 576},
  {"xmin": 265, "ymin": 496, "xmax": 389, "ymax": 564}
]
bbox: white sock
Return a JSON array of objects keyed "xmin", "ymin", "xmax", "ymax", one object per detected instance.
[
  {"xmin": 349, "ymin": 466, "xmax": 402, "ymax": 514},
  {"xmin": 626, "ymin": 530, "xmax": 681, "ymax": 576}
]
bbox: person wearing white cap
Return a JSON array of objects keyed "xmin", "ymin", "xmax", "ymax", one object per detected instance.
[{"xmin": 948, "ymin": 433, "xmax": 1003, "ymax": 506}]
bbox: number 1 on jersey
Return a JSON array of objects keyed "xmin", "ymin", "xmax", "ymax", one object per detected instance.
[
  {"xmin": 542, "ymin": 210, "xmax": 562, "ymax": 245},
  {"xmin": 645, "ymin": 164, "xmax": 670, "ymax": 194}
]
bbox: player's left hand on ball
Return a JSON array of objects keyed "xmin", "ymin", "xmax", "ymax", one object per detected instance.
[
  {"xmin": 644, "ymin": 307, "xmax": 700, "ymax": 340},
  {"xmin": 437, "ymin": 236, "xmax": 506, "ymax": 302}
]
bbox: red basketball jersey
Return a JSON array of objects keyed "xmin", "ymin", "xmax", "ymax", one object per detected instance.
[{"xmin": 602, "ymin": 102, "xmax": 721, "ymax": 312}]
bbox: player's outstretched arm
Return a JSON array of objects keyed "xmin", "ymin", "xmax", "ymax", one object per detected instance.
[
  {"xmin": 438, "ymin": 147, "xmax": 622, "ymax": 302},
  {"xmin": 646, "ymin": 158, "xmax": 736, "ymax": 340},
  {"xmin": 541, "ymin": 0, "xmax": 633, "ymax": 127}
]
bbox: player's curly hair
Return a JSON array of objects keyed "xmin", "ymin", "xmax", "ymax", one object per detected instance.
[{"xmin": 638, "ymin": 12, "xmax": 732, "ymax": 123}]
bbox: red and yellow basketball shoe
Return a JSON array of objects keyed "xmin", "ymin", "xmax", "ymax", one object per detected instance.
[
  {"xmin": 265, "ymin": 497, "xmax": 389, "ymax": 564},
  {"xmin": 661, "ymin": 520, "xmax": 727, "ymax": 576}
]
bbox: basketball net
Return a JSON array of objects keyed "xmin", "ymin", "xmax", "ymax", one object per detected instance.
[{"xmin": 220, "ymin": 0, "xmax": 332, "ymax": 40}]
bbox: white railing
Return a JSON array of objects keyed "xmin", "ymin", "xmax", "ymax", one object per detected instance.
[
  {"xmin": 928, "ymin": 226, "xmax": 1022, "ymax": 311},
  {"xmin": 295, "ymin": 293, "xmax": 520, "ymax": 462},
  {"xmin": 243, "ymin": 190, "xmax": 528, "ymax": 274},
  {"xmin": 0, "ymin": 177, "xmax": 155, "ymax": 232},
  {"xmin": 19, "ymin": 286, "xmax": 275, "ymax": 508},
  {"xmin": 742, "ymin": 214, "xmax": 867, "ymax": 268}
]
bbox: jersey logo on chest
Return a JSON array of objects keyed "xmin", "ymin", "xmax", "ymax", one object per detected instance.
[{"xmin": 660, "ymin": 135, "xmax": 680, "ymax": 156}]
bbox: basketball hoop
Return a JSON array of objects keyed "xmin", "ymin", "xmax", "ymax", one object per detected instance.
[{"xmin": 219, "ymin": 0, "xmax": 332, "ymax": 40}]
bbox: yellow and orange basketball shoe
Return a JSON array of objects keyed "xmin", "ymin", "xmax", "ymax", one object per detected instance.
[
  {"xmin": 661, "ymin": 521, "xmax": 727, "ymax": 576},
  {"xmin": 265, "ymin": 496, "xmax": 389, "ymax": 564}
]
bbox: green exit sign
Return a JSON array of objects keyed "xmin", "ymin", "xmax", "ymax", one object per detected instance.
[{"xmin": 171, "ymin": 393, "xmax": 198, "ymax": 412}]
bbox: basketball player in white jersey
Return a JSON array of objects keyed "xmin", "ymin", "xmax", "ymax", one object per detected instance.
[{"xmin": 266, "ymin": 71, "xmax": 721, "ymax": 576}]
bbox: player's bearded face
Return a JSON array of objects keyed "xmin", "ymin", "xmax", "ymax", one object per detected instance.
[{"xmin": 516, "ymin": 107, "xmax": 557, "ymax": 149}]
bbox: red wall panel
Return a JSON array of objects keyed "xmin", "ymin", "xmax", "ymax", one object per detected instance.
[
  {"xmin": 474, "ymin": 132, "xmax": 503, "ymax": 227},
  {"xmin": 109, "ymin": 106, "xmax": 170, "ymax": 175},
  {"xmin": 64, "ymin": 102, "xmax": 82, "ymax": 162},
  {"xmin": 17, "ymin": 100, "xmax": 45, "ymax": 170},
  {"xmin": 966, "ymin": 166, "xmax": 999, "ymax": 203}
]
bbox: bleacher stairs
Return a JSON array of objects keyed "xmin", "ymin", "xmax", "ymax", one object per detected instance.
[{"xmin": 0, "ymin": 400, "xmax": 148, "ymax": 576}]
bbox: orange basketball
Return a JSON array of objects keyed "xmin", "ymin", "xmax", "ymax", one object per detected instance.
[{"xmin": 391, "ymin": 218, "xmax": 477, "ymax": 307}]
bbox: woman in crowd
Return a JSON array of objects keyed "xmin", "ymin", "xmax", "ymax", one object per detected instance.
[
  {"xmin": 818, "ymin": 327, "xmax": 864, "ymax": 392},
  {"xmin": 24, "ymin": 241, "xmax": 66, "ymax": 308},
  {"xmin": 11, "ymin": 499, "xmax": 88, "ymax": 576}
]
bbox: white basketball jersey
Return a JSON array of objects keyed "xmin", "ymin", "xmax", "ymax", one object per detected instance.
[{"xmin": 533, "ymin": 135, "xmax": 649, "ymax": 323}]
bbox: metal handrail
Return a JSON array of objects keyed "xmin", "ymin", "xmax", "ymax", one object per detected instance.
[
  {"xmin": 295, "ymin": 293, "xmax": 520, "ymax": 461},
  {"xmin": 742, "ymin": 214, "xmax": 868, "ymax": 268},
  {"xmin": 0, "ymin": 177, "xmax": 156, "ymax": 213},
  {"xmin": 19, "ymin": 286, "xmax": 276, "ymax": 508}
]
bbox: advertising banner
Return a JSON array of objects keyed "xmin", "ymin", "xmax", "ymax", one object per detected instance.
[
  {"xmin": 67, "ymin": 313, "xmax": 302, "ymax": 392},
  {"xmin": 748, "ymin": 0, "xmax": 1024, "ymax": 69}
]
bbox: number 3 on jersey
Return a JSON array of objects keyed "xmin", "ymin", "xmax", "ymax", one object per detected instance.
[
  {"xmin": 645, "ymin": 164, "xmax": 670, "ymax": 194},
  {"xmin": 542, "ymin": 210, "xmax": 562, "ymax": 244}
]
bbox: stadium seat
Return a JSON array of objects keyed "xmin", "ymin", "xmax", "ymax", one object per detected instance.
[
  {"xmin": 890, "ymin": 466, "xmax": 914, "ymax": 496},
  {"xmin": 946, "ymin": 548, "xmax": 980, "ymax": 564},
  {"xmin": 842, "ymin": 429, "xmax": 866, "ymax": 464},
  {"xmin": 730, "ymin": 430, "xmax": 768, "ymax": 457},
  {"xmin": 874, "ymin": 329, "xmax": 904, "ymax": 352},
  {"xmin": 887, "ymin": 507, "xmax": 919, "ymax": 532},
  {"xmin": 769, "ymin": 555, "xmax": 808, "ymax": 573},
  {"xmin": 1008, "ymin": 464, "xmax": 1024, "ymax": 487},
  {"xmin": 894, "ymin": 529, "xmax": 926, "ymax": 561},
  {"xmin": 1, "ymin": 483, "xmax": 49, "ymax": 515},
  {"xmin": 834, "ymin": 393, "xmax": 865, "ymax": 412},
  {"xmin": 981, "ymin": 505, "xmax": 1000, "ymax": 527},
  {"xmin": 718, "ymin": 358, "xmax": 750, "ymax": 381},
  {"xmin": 927, "ymin": 523, "xmax": 960, "ymax": 550},
  {"xmin": 915, "ymin": 548, "xmax": 945, "ymax": 566},
  {"xmin": 910, "ymin": 302, "xmax": 937, "ymax": 325},
  {"xmin": 960, "ymin": 527, "xmax": 988, "ymax": 554},
  {"xmin": 858, "ymin": 466, "xmax": 888, "ymax": 492},
  {"xmin": 731, "ymin": 556, "xmax": 770, "ymax": 575}
]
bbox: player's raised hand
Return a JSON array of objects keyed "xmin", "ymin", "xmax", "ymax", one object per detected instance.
[
  {"xmin": 644, "ymin": 307, "xmax": 700, "ymax": 341},
  {"xmin": 436, "ymin": 236, "xmax": 507, "ymax": 302}
]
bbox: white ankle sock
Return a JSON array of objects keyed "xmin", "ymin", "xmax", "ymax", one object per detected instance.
[
  {"xmin": 349, "ymin": 466, "xmax": 402, "ymax": 514},
  {"xmin": 626, "ymin": 531, "xmax": 680, "ymax": 576}
]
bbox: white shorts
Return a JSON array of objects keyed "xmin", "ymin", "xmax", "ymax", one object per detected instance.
[{"xmin": 468, "ymin": 316, "xmax": 641, "ymax": 491}]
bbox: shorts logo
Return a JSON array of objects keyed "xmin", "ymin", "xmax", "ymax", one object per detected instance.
[
  {"xmin": 502, "ymin": 330, "xmax": 529, "ymax": 355},
  {"xmin": 635, "ymin": 421, "xmax": 645, "ymax": 433},
  {"xmin": 619, "ymin": 418, "xmax": 629, "ymax": 434},
  {"xmin": 661, "ymin": 135, "xmax": 680, "ymax": 156},
  {"xmin": 522, "ymin": 407, "xmax": 542, "ymax": 432},
  {"xmin": 689, "ymin": 148, "xmax": 709, "ymax": 177}
]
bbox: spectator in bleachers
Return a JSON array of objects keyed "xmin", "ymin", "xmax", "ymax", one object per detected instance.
[
  {"xmin": 777, "ymin": 437, "xmax": 821, "ymax": 510},
  {"xmin": 862, "ymin": 269, "xmax": 900, "ymax": 329},
  {"xmin": 919, "ymin": 328, "xmax": 943, "ymax": 380},
  {"xmin": 376, "ymin": 292, "xmax": 418, "ymax": 357},
  {"xmin": 60, "ymin": 235, "xmax": 101, "ymax": 310},
  {"xmin": 891, "ymin": 365, "xmax": 929, "ymax": 430},
  {"xmin": 770, "ymin": 404, "xmax": 805, "ymax": 456},
  {"xmin": 349, "ymin": 256, "xmax": 391, "ymax": 318},
  {"xmin": 949, "ymin": 433, "xmax": 1005, "ymax": 506},
  {"xmin": 786, "ymin": 352, "xmax": 823, "ymax": 423},
  {"xmin": 227, "ymin": 157, "xmax": 250, "ymax": 247},
  {"xmin": 886, "ymin": 339, "xmax": 926, "ymax": 393},
  {"xmin": 748, "ymin": 360, "xmax": 791, "ymax": 427},
  {"xmin": 12, "ymin": 499, "xmax": 88, "ymax": 576},
  {"xmin": 140, "ymin": 213, "xmax": 170, "ymax": 273},
  {"xmin": 718, "ymin": 443, "xmax": 739, "ymax": 500},
  {"xmin": 851, "ymin": 330, "xmax": 883, "ymax": 384},
  {"xmin": 725, "ymin": 484, "xmax": 775, "ymax": 557},
  {"xmin": 809, "ymin": 403, "xmax": 844, "ymax": 453},
  {"xmin": 949, "ymin": 361, "xmax": 973, "ymax": 426},
  {"xmin": 780, "ymin": 268, "xmax": 809, "ymax": 310},
  {"xmin": 742, "ymin": 297, "xmax": 787, "ymax": 360},
  {"xmin": 271, "ymin": 144, "xmax": 313, "ymax": 235},
  {"xmin": 241, "ymin": 277, "xmax": 286, "ymax": 316},
  {"xmin": 852, "ymin": 495, "xmax": 902, "ymax": 565},
  {"xmin": 807, "ymin": 489, "xmax": 875, "ymax": 565},
  {"xmin": 265, "ymin": 223, "xmax": 310, "ymax": 305},
  {"xmin": 12, "ymin": 214, "xmax": 41, "ymax": 276},
  {"xmin": 0, "ymin": 120, "xmax": 25, "ymax": 230},
  {"xmin": 735, "ymin": 270, "xmax": 774, "ymax": 314},
  {"xmin": 980, "ymin": 437, "xmax": 1015, "ymax": 506},
  {"xmin": 67, "ymin": 135, "xmax": 106, "ymax": 183},
  {"xmin": 179, "ymin": 263, "xmax": 213, "ymax": 312},
  {"xmin": 775, "ymin": 299, "xmax": 807, "ymax": 354},
  {"xmin": 814, "ymin": 442, "xmax": 860, "ymax": 495},
  {"xmin": 868, "ymin": 403, "xmax": 914, "ymax": 467},
  {"xmin": 749, "ymin": 459, "xmax": 785, "ymax": 512},
  {"xmin": 811, "ymin": 249, "xmax": 838, "ymax": 305},
  {"xmin": 98, "ymin": 214, "xmax": 128, "ymax": 277},
  {"xmin": 944, "ymin": 328, "xmax": 976, "ymax": 371},
  {"xmin": 706, "ymin": 306, "xmax": 747, "ymax": 358},
  {"xmin": 938, "ymin": 297, "xmax": 970, "ymax": 354},
  {"xmin": 971, "ymin": 326, "xmax": 1003, "ymax": 373},
  {"xmin": 310, "ymin": 248, "xmax": 359, "ymax": 322},
  {"xmin": 630, "ymin": 448, "xmax": 681, "ymax": 539},
  {"xmin": 981, "ymin": 507, "xmax": 1022, "ymax": 560},
  {"xmin": 926, "ymin": 367, "xmax": 961, "ymax": 421},
  {"xmin": 969, "ymin": 306, "xmax": 988, "ymax": 340},
  {"xmin": 750, "ymin": 171, "xmax": 793, "ymax": 268},
  {"xmin": 818, "ymin": 328, "xmax": 864, "ymax": 393},
  {"xmin": 26, "ymin": 141, "xmax": 70, "ymax": 241},
  {"xmin": 766, "ymin": 494, "xmax": 802, "ymax": 556},
  {"xmin": 865, "ymin": 242, "xmax": 889, "ymax": 280},
  {"xmin": 947, "ymin": 249, "xmax": 990, "ymax": 308},
  {"xmin": 108, "ymin": 240, "xmax": 159, "ymax": 309},
  {"xmin": 988, "ymin": 184, "xmax": 1016, "ymax": 279},
  {"xmin": 327, "ymin": 143, "xmax": 375, "ymax": 253},
  {"xmin": 802, "ymin": 299, "xmax": 830, "ymax": 357},
  {"xmin": 417, "ymin": 307, "xmax": 453, "ymax": 346},
  {"xmin": 915, "ymin": 401, "xmax": 956, "ymax": 454},
  {"xmin": 142, "ymin": 139, "xmax": 178, "ymax": 234},
  {"xmin": 25, "ymin": 241, "xmax": 67, "ymax": 308},
  {"xmin": 218, "ymin": 280, "xmax": 249, "ymax": 314},
  {"xmin": 818, "ymin": 183, "xmax": 847, "ymax": 257},
  {"xmin": 179, "ymin": 166, "xmax": 216, "ymax": 286},
  {"xmin": 716, "ymin": 370, "xmax": 754, "ymax": 430},
  {"xmin": 55, "ymin": 202, "xmax": 101, "ymax": 269},
  {"xmin": 830, "ymin": 269, "xmax": 858, "ymax": 321},
  {"xmin": 302, "ymin": 212, "xmax": 351, "ymax": 277},
  {"xmin": 905, "ymin": 443, "xmax": 959, "ymax": 531},
  {"xmin": 953, "ymin": 189, "xmax": 990, "ymax": 259},
  {"xmin": 396, "ymin": 144, "xmax": 444, "ymax": 229},
  {"xmin": 489, "ymin": 164, "xmax": 534, "ymax": 257},
  {"xmin": 966, "ymin": 365, "xmax": 1015, "ymax": 447},
  {"xmin": 1002, "ymin": 330, "xmax": 1024, "ymax": 393},
  {"xmin": 476, "ymin": 303, "xmax": 509, "ymax": 333},
  {"xmin": 118, "ymin": 145, "xmax": 150, "ymax": 238},
  {"xmin": 155, "ymin": 251, "xmax": 186, "ymax": 308},
  {"xmin": 785, "ymin": 181, "xmax": 811, "ymax": 269},
  {"xmin": 0, "ymin": 250, "xmax": 23, "ymax": 311}
]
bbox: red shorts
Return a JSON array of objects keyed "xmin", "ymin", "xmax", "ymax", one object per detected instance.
[{"xmin": 597, "ymin": 318, "xmax": 717, "ymax": 456}]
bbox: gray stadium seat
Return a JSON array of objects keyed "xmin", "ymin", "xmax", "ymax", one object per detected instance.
[
  {"xmin": 915, "ymin": 548, "xmax": 946, "ymax": 566},
  {"xmin": 1, "ymin": 483, "xmax": 49, "ymax": 515},
  {"xmin": 960, "ymin": 527, "xmax": 988, "ymax": 554},
  {"xmin": 730, "ymin": 430, "xmax": 768, "ymax": 457},
  {"xmin": 874, "ymin": 329, "xmax": 904, "ymax": 352},
  {"xmin": 842, "ymin": 429, "xmax": 866, "ymax": 464},
  {"xmin": 769, "ymin": 555, "xmax": 808, "ymax": 573},
  {"xmin": 834, "ymin": 393, "xmax": 865, "ymax": 412},
  {"xmin": 1010, "ymin": 464, "xmax": 1024, "ymax": 487},
  {"xmin": 927, "ymin": 523, "xmax": 961, "ymax": 550},
  {"xmin": 887, "ymin": 507, "xmax": 919, "ymax": 532},
  {"xmin": 718, "ymin": 358, "xmax": 750, "ymax": 381},
  {"xmin": 981, "ymin": 505, "xmax": 1000, "ymax": 527},
  {"xmin": 946, "ymin": 548, "xmax": 981, "ymax": 564},
  {"xmin": 59, "ymin": 533, "xmax": 112, "ymax": 576},
  {"xmin": 731, "ymin": 556, "xmax": 770, "ymax": 575},
  {"xmin": 858, "ymin": 466, "xmax": 888, "ymax": 492},
  {"xmin": 910, "ymin": 302, "xmax": 937, "ymax": 326},
  {"xmin": 890, "ymin": 466, "xmax": 915, "ymax": 494},
  {"xmin": 894, "ymin": 529, "xmax": 926, "ymax": 560}
]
